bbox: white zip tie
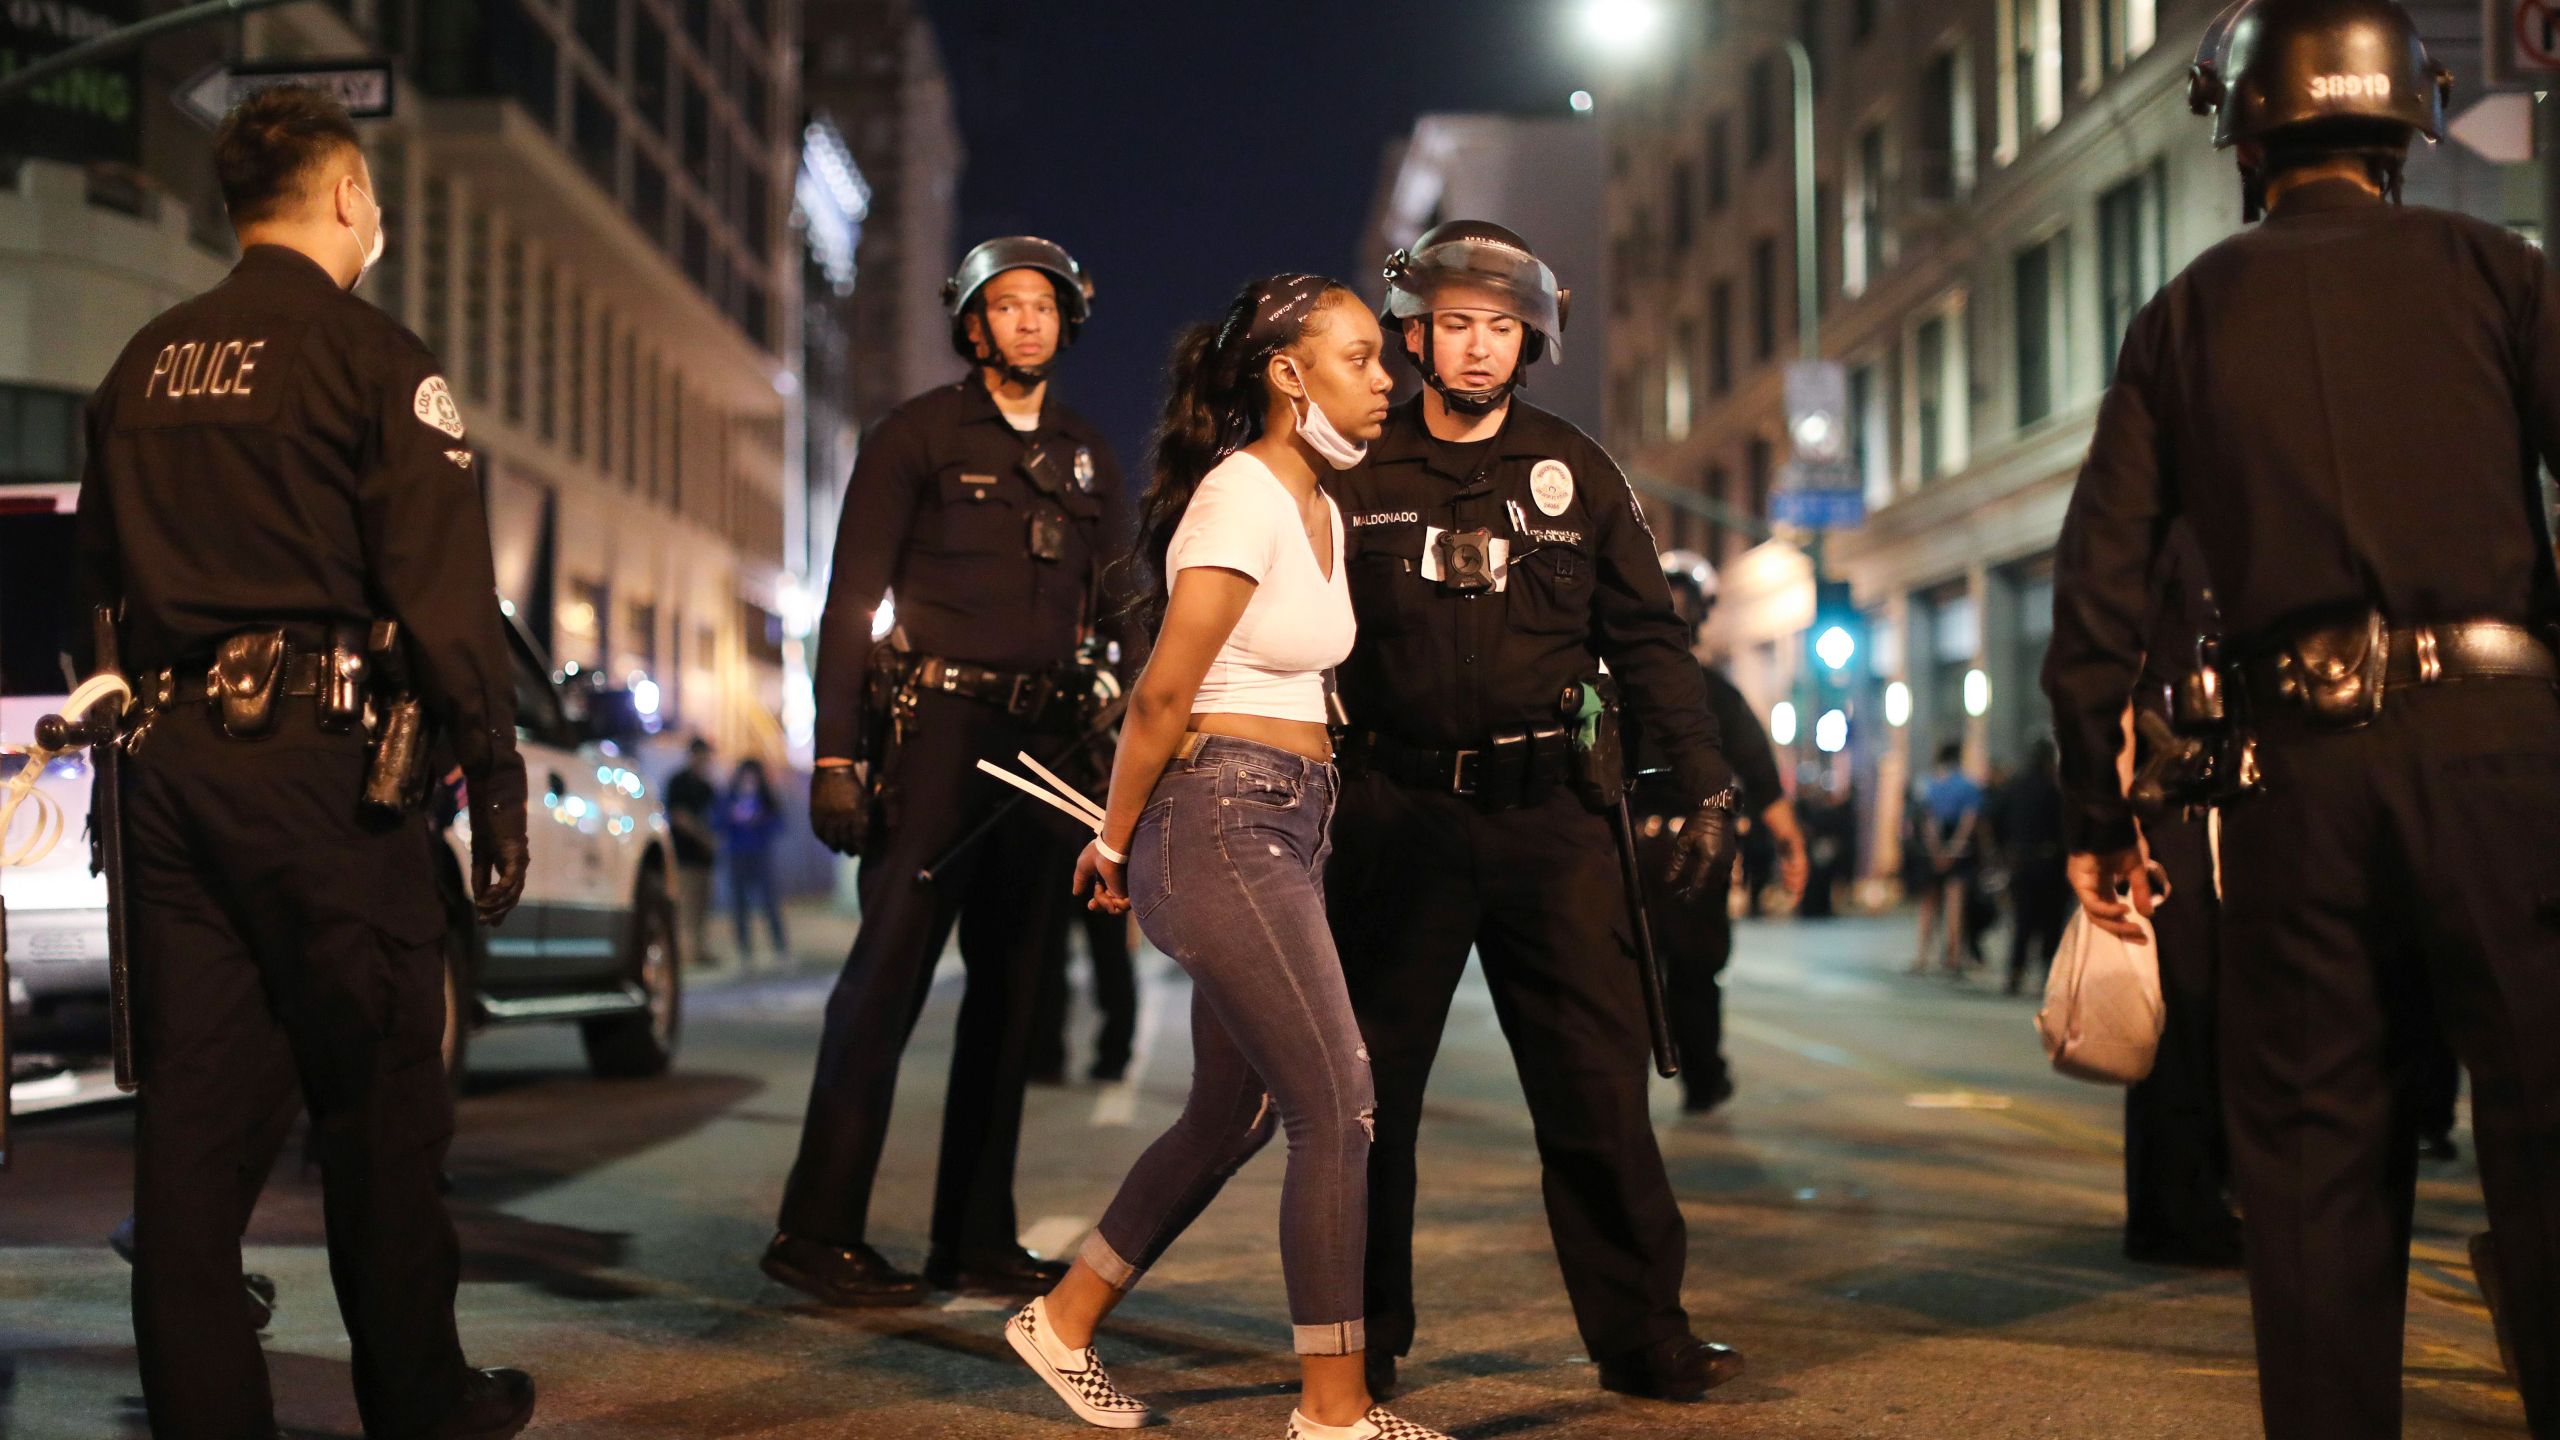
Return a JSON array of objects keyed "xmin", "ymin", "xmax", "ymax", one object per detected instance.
[
  {"xmin": 2, "ymin": 672, "xmax": 133, "ymax": 869},
  {"xmin": 974, "ymin": 758, "xmax": 1104, "ymax": 834},
  {"xmin": 1014, "ymin": 750, "xmax": 1107, "ymax": 827}
]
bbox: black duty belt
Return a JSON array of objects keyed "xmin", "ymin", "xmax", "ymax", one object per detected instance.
[
  {"xmin": 134, "ymin": 652, "xmax": 328, "ymax": 712},
  {"xmin": 1346, "ymin": 728, "xmax": 1573, "ymax": 807},
  {"xmin": 2237, "ymin": 618, "xmax": 2557, "ymax": 719},
  {"xmin": 912, "ymin": 655, "xmax": 1058, "ymax": 720}
]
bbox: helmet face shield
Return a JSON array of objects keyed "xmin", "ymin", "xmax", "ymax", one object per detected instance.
[{"xmin": 1384, "ymin": 236, "xmax": 1567, "ymax": 363}]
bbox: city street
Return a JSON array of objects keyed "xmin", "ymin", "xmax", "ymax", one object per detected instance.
[{"xmin": 0, "ymin": 908, "xmax": 2524, "ymax": 1439}]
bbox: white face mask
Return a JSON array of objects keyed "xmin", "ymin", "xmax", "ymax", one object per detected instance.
[
  {"xmin": 347, "ymin": 183, "xmax": 385, "ymax": 285},
  {"xmin": 1283, "ymin": 360, "xmax": 1368, "ymax": 470}
]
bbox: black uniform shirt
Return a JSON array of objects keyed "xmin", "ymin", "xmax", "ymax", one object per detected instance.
[
  {"xmin": 2046, "ymin": 181, "xmax": 2560, "ymax": 852},
  {"xmin": 1334, "ymin": 396, "xmax": 1733, "ymax": 804},
  {"xmin": 73, "ymin": 244, "xmax": 522, "ymax": 806},
  {"xmin": 809, "ymin": 378, "xmax": 1130, "ymax": 760}
]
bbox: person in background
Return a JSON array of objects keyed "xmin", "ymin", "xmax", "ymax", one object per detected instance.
[
  {"xmin": 722, "ymin": 757, "xmax": 789, "ymax": 969},
  {"xmin": 666, "ymin": 736, "xmax": 720, "ymax": 968},
  {"xmin": 1909, "ymin": 742, "xmax": 1980, "ymax": 975},
  {"xmin": 1996, "ymin": 738, "xmax": 2071, "ymax": 995},
  {"xmin": 1029, "ymin": 907, "xmax": 1140, "ymax": 1085},
  {"xmin": 1796, "ymin": 770, "xmax": 1857, "ymax": 919}
]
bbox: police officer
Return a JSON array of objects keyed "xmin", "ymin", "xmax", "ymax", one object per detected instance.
[
  {"xmin": 1326, "ymin": 221, "xmax": 1744, "ymax": 1402},
  {"xmin": 1641, "ymin": 550, "xmax": 1806, "ymax": 1116},
  {"xmin": 71, "ymin": 86, "xmax": 532, "ymax": 1439},
  {"xmin": 2045, "ymin": 4, "xmax": 2560, "ymax": 1434},
  {"xmin": 774, "ymin": 237, "xmax": 1131, "ymax": 1305}
]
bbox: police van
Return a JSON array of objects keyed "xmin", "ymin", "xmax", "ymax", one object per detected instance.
[{"xmin": 1, "ymin": 482, "xmax": 682, "ymax": 1103}]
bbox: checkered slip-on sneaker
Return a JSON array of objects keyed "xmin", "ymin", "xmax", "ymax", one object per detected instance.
[
  {"xmin": 1285, "ymin": 1406, "xmax": 1453, "ymax": 1440},
  {"xmin": 1006, "ymin": 1298, "xmax": 1153, "ymax": 1429}
]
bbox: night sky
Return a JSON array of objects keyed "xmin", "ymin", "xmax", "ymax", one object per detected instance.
[{"xmin": 919, "ymin": 0, "xmax": 1598, "ymax": 470}]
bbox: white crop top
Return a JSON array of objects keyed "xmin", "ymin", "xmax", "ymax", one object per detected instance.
[{"xmin": 1164, "ymin": 452, "xmax": 1356, "ymax": 724}]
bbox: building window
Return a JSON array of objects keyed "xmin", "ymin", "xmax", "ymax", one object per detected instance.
[
  {"xmin": 2003, "ymin": 0, "xmax": 2064, "ymax": 157},
  {"xmin": 1845, "ymin": 122, "xmax": 1885, "ymax": 297},
  {"xmin": 573, "ymin": 79, "xmax": 618, "ymax": 193},
  {"xmin": 422, "ymin": 176, "xmax": 451, "ymax": 361},
  {"xmin": 682, "ymin": 209, "xmax": 711, "ymax": 289},
  {"xmin": 500, "ymin": 11, "xmax": 558, "ymax": 129},
  {"xmin": 681, "ymin": 78, "xmax": 711, "ymax": 185},
  {"xmin": 2097, "ymin": 160, "xmax": 2167, "ymax": 375},
  {"xmin": 1708, "ymin": 280, "xmax": 1734, "ymax": 395},
  {"xmin": 1750, "ymin": 237, "xmax": 1778, "ymax": 363},
  {"xmin": 1746, "ymin": 55, "xmax": 1778, "ymax": 164},
  {"xmin": 1669, "ymin": 161, "xmax": 1695, "ymax": 254},
  {"xmin": 1667, "ymin": 320, "xmax": 1695, "ymax": 442},
  {"xmin": 2090, "ymin": 0, "xmax": 2157, "ymax": 74},
  {"xmin": 1705, "ymin": 114, "xmax": 1731, "ymax": 212},
  {"xmin": 623, "ymin": 332, "xmax": 641, "ymax": 490},
  {"xmin": 632, "ymin": 148, "xmax": 667, "ymax": 241},
  {"xmin": 465, "ymin": 209, "xmax": 492, "ymax": 404},
  {"xmin": 632, "ymin": 4, "xmax": 668, "ymax": 134},
  {"xmin": 574, "ymin": 0, "xmax": 619, "ymax": 66},
  {"xmin": 1850, "ymin": 359, "xmax": 1894, "ymax": 508},
  {"xmin": 1853, "ymin": 0, "xmax": 1879, "ymax": 43},
  {"xmin": 1795, "ymin": 0, "xmax": 1824, "ymax": 94},
  {"xmin": 1746, "ymin": 436, "xmax": 1775, "ymax": 524},
  {"xmin": 0, "ymin": 384, "xmax": 85, "ymax": 484},
  {"xmin": 743, "ymin": 169, "xmax": 769, "ymax": 258},
  {"xmin": 567, "ymin": 291, "xmax": 587, "ymax": 459},
  {"xmin": 1909, "ymin": 298, "xmax": 1969, "ymax": 482},
  {"xmin": 501, "ymin": 237, "xmax": 526, "ymax": 425},
  {"xmin": 596, "ymin": 312, "xmax": 614, "ymax": 475},
  {"xmin": 1704, "ymin": 462, "xmax": 1731, "ymax": 560},
  {"xmin": 1918, "ymin": 46, "xmax": 1976, "ymax": 201},
  {"xmin": 2014, "ymin": 232, "xmax": 2068, "ymax": 428},
  {"xmin": 537, "ymin": 263, "xmax": 557, "ymax": 444}
]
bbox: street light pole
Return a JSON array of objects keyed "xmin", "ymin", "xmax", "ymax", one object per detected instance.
[
  {"xmin": 1783, "ymin": 36, "xmax": 1818, "ymax": 363},
  {"xmin": 0, "ymin": 0, "xmax": 309, "ymax": 107}
]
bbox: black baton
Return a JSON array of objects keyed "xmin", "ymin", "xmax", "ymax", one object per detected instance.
[{"xmin": 1609, "ymin": 797, "xmax": 1680, "ymax": 1080}]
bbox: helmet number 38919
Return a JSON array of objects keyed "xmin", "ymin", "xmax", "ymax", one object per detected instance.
[{"xmin": 2308, "ymin": 73, "xmax": 2391, "ymax": 101}]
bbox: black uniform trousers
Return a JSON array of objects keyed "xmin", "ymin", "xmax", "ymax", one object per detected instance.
[
  {"xmin": 778, "ymin": 689, "xmax": 1070, "ymax": 1258},
  {"xmin": 2122, "ymin": 810, "xmax": 2233, "ymax": 1248},
  {"xmin": 125, "ymin": 706, "xmax": 466, "ymax": 1440},
  {"xmin": 1029, "ymin": 906, "xmax": 1138, "ymax": 1080},
  {"xmin": 2216, "ymin": 684, "xmax": 2560, "ymax": 1439},
  {"xmin": 1633, "ymin": 813, "xmax": 1733, "ymax": 1105},
  {"xmin": 1329, "ymin": 772, "xmax": 1691, "ymax": 1362}
]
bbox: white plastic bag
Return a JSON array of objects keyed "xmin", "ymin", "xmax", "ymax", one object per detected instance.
[{"xmin": 2035, "ymin": 904, "xmax": 2165, "ymax": 1085}]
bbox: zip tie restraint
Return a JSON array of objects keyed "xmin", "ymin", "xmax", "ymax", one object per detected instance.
[
  {"xmin": 1, "ymin": 672, "xmax": 133, "ymax": 869},
  {"xmin": 975, "ymin": 751, "xmax": 1108, "ymax": 836}
]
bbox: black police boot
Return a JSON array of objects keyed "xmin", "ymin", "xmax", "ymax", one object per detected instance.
[
  {"xmin": 760, "ymin": 1233, "xmax": 927, "ymax": 1308},
  {"xmin": 424, "ymin": 1367, "xmax": 535, "ymax": 1440},
  {"xmin": 1682, "ymin": 1073, "xmax": 1736, "ymax": 1117},
  {"xmin": 1365, "ymin": 1350, "xmax": 1399, "ymax": 1400},
  {"xmin": 1089, "ymin": 1055, "xmax": 1130, "ymax": 1084},
  {"xmin": 1596, "ymin": 1334, "xmax": 1746, "ymax": 1402},
  {"xmin": 925, "ymin": 1246, "xmax": 1070, "ymax": 1297},
  {"xmin": 110, "ymin": 1212, "xmax": 279, "ymax": 1331}
]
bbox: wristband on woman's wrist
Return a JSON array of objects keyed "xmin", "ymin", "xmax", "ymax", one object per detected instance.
[{"xmin": 1093, "ymin": 836, "xmax": 1128, "ymax": 865}]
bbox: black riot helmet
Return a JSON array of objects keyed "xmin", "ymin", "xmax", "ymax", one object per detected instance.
[
  {"xmin": 2188, "ymin": 0, "xmax": 2450, "ymax": 217},
  {"xmin": 1381, "ymin": 220, "xmax": 1571, "ymax": 416},
  {"xmin": 943, "ymin": 235, "xmax": 1095, "ymax": 383}
]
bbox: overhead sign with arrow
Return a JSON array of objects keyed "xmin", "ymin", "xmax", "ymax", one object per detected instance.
[{"xmin": 177, "ymin": 59, "xmax": 395, "ymax": 130}]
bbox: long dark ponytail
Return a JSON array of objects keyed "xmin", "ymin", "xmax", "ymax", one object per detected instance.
[{"xmin": 1122, "ymin": 273, "xmax": 1352, "ymax": 629}]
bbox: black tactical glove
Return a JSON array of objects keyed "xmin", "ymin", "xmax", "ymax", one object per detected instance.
[
  {"xmin": 470, "ymin": 797, "xmax": 529, "ymax": 927},
  {"xmin": 810, "ymin": 763, "xmax": 867, "ymax": 856},
  {"xmin": 1665, "ymin": 787, "xmax": 1742, "ymax": 901}
]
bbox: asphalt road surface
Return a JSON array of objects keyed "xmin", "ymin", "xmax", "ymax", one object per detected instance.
[{"xmin": 0, "ymin": 909, "xmax": 2523, "ymax": 1438}]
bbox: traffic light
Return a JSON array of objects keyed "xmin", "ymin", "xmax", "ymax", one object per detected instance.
[{"xmin": 1805, "ymin": 580, "xmax": 1865, "ymax": 688}]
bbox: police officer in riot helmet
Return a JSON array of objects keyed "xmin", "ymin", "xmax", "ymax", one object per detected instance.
[
  {"xmin": 2046, "ymin": 2, "xmax": 2560, "ymax": 1434},
  {"xmin": 1642, "ymin": 549, "xmax": 1807, "ymax": 1116},
  {"xmin": 777, "ymin": 236, "xmax": 1135, "ymax": 1306},
  {"xmin": 1327, "ymin": 220, "xmax": 1747, "ymax": 1401},
  {"xmin": 73, "ymin": 85, "xmax": 532, "ymax": 1438}
]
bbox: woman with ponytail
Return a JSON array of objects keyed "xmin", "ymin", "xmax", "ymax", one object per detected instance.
[{"xmin": 1003, "ymin": 275, "xmax": 1446, "ymax": 1440}]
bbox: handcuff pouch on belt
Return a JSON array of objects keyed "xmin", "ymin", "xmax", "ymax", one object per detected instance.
[
  {"xmin": 2267, "ymin": 610, "xmax": 2388, "ymax": 730},
  {"xmin": 360, "ymin": 621, "xmax": 431, "ymax": 821},
  {"xmin": 213, "ymin": 630, "xmax": 289, "ymax": 738}
]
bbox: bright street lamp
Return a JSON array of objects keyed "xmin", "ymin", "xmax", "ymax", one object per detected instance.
[
  {"xmin": 1814, "ymin": 624, "xmax": 1857, "ymax": 672},
  {"xmin": 1770, "ymin": 701, "xmax": 1799, "ymax": 747},
  {"xmin": 1884, "ymin": 681, "xmax": 1912, "ymax": 727},
  {"xmin": 1964, "ymin": 668, "xmax": 1992, "ymax": 718},
  {"xmin": 1577, "ymin": 0, "xmax": 1665, "ymax": 53},
  {"xmin": 1815, "ymin": 708, "xmax": 1849, "ymax": 754}
]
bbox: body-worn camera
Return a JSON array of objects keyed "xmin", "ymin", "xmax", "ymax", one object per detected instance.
[
  {"xmin": 1434, "ymin": 527, "xmax": 1499, "ymax": 593},
  {"xmin": 1027, "ymin": 510, "xmax": 1068, "ymax": 563}
]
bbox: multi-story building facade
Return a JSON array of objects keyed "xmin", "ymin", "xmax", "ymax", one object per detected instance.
[
  {"xmin": 1359, "ymin": 110, "xmax": 1613, "ymax": 435},
  {"xmin": 1, "ymin": 0, "xmax": 805, "ymax": 762},
  {"xmin": 1602, "ymin": 0, "xmax": 2535, "ymax": 880}
]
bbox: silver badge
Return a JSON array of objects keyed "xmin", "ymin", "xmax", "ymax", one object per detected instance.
[
  {"xmin": 1073, "ymin": 446, "xmax": 1096, "ymax": 492},
  {"xmin": 1530, "ymin": 460, "xmax": 1575, "ymax": 517}
]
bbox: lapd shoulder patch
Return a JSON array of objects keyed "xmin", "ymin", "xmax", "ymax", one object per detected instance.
[
  {"xmin": 414, "ymin": 375, "xmax": 466, "ymax": 439},
  {"xmin": 1530, "ymin": 459, "xmax": 1575, "ymax": 517}
]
